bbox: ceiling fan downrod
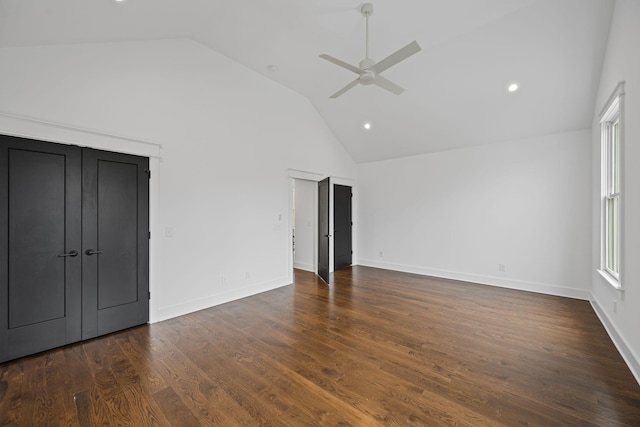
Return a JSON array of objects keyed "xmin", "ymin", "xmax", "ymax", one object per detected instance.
[
  {"xmin": 359, "ymin": 3, "xmax": 375, "ymax": 77},
  {"xmin": 362, "ymin": 3, "xmax": 373, "ymax": 60}
]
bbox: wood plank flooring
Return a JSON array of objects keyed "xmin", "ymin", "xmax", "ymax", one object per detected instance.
[{"xmin": 1, "ymin": 266, "xmax": 639, "ymax": 426}]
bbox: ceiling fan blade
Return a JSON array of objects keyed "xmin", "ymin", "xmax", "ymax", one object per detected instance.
[
  {"xmin": 319, "ymin": 54, "xmax": 364, "ymax": 75},
  {"xmin": 329, "ymin": 78, "xmax": 360, "ymax": 98},
  {"xmin": 370, "ymin": 40, "xmax": 421, "ymax": 74},
  {"xmin": 374, "ymin": 75, "xmax": 405, "ymax": 95}
]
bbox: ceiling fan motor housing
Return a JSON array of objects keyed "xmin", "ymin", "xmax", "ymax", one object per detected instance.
[{"xmin": 359, "ymin": 71, "xmax": 376, "ymax": 85}]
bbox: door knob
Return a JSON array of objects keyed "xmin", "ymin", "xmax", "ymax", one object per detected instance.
[
  {"xmin": 58, "ymin": 250, "xmax": 79, "ymax": 258},
  {"xmin": 85, "ymin": 249, "xmax": 103, "ymax": 256}
]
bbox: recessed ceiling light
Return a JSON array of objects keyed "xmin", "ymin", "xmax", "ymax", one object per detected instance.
[
  {"xmin": 508, "ymin": 83, "xmax": 519, "ymax": 92},
  {"xmin": 266, "ymin": 64, "xmax": 279, "ymax": 72},
  {"xmin": 363, "ymin": 122, "xmax": 372, "ymax": 130}
]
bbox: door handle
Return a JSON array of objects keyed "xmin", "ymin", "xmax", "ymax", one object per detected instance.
[
  {"xmin": 58, "ymin": 250, "xmax": 79, "ymax": 258},
  {"xmin": 324, "ymin": 234, "xmax": 332, "ymax": 238},
  {"xmin": 85, "ymin": 249, "xmax": 103, "ymax": 256}
]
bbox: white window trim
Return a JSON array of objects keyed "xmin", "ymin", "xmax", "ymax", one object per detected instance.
[{"xmin": 598, "ymin": 81, "xmax": 625, "ymax": 291}]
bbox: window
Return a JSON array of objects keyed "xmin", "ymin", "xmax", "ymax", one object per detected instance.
[{"xmin": 599, "ymin": 82, "xmax": 624, "ymax": 289}]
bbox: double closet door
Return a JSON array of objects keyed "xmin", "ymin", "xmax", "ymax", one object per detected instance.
[{"xmin": 0, "ymin": 135, "xmax": 149, "ymax": 363}]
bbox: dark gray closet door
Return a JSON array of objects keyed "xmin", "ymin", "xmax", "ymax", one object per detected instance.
[
  {"xmin": 81, "ymin": 148, "xmax": 149, "ymax": 339},
  {"xmin": 333, "ymin": 184, "xmax": 352, "ymax": 270},
  {"xmin": 0, "ymin": 136, "xmax": 82, "ymax": 362},
  {"xmin": 1, "ymin": 136, "xmax": 149, "ymax": 362},
  {"xmin": 317, "ymin": 178, "xmax": 330, "ymax": 284}
]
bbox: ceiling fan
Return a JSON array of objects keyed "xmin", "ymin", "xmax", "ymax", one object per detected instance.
[{"xmin": 319, "ymin": 2, "xmax": 421, "ymax": 98}]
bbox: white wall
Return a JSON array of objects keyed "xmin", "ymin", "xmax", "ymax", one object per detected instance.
[
  {"xmin": 0, "ymin": 38, "xmax": 356, "ymax": 322},
  {"xmin": 591, "ymin": 0, "xmax": 640, "ymax": 383},
  {"xmin": 357, "ymin": 130, "xmax": 592, "ymax": 299},
  {"xmin": 293, "ymin": 179, "xmax": 316, "ymax": 272}
]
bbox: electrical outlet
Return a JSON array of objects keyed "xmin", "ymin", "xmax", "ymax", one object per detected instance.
[
  {"xmin": 498, "ymin": 264, "xmax": 506, "ymax": 272},
  {"xmin": 245, "ymin": 272, "xmax": 251, "ymax": 279},
  {"xmin": 379, "ymin": 250, "xmax": 384, "ymax": 257},
  {"xmin": 221, "ymin": 275, "xmax": 227, "ymax": 285}
]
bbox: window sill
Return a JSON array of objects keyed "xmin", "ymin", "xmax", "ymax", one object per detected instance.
[{"xmin": 597, "ymin": 269, "xmax": 623, "ymax": 291}]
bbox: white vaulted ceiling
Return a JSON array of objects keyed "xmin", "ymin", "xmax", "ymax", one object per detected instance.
[{"xmin": 0, "ymin": 0, "xmax": 614, "ymax": 163}]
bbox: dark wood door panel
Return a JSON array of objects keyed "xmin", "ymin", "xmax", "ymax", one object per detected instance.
[
  {"xmin": 82, "ymin": 148, "xmax": 149, "ymax": 339},
  {"xmin": 333, "ymin": 184, "xmax": 352, "ymax": 270},
  {"xmin": 97, "ymin": 160, "xmax": 139, "ymax": 309},
  {"xmin": 9, "ymin": 149, "xmax": 67, "ymax": 327},
  {"xmin": 0, "ymin": 135, "xmax": 82, "ymax": 362},
  {"xmin": 317, "ymin": 178, "xmax": 330, "ymax": 284}
]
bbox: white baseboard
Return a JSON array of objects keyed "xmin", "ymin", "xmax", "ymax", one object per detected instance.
[
  {"xmin": 591, "ymin": 298, "xmax": 640, "ymax": 386},
  {"xmin": 356, "ymin": 259, "xmax": 592, "ymax": 300},
  {"xmin": 150, "ymin": 276, "xmax": 291, "ymax": 323},
  {"xmin": 293, "ymin": 261, "xmax": 315, "ymax": 272}
]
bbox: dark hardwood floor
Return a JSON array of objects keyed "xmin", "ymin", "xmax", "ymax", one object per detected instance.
[{"xmin": 1, "ymin": 266, "xmax": 639, "ymax": 426}]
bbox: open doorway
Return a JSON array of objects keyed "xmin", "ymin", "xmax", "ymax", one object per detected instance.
[
  {"xmin": 288, "ymin": 170, "xmax": 356, "ymax": 285},
  {"xmin": 292, "ymin": 178, "xmax": 317, "ymax": 273}
]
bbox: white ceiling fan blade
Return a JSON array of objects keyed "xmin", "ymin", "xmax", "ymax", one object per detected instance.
[
  {"xmin": 319, "ymin": 54, "xmax": 364, "ymax": 75},
  {"xmin": 370, "ymin": 40, "xmax": 421, "ymax": 74},
  {"xmin": 330, "ymin": 78, "xmax": 360, "ymax": 98},
  {"xmin": 374, "ymin": 75, "xmax": 405, "ymax": 95}
]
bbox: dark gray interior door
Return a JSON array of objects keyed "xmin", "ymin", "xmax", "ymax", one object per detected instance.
[
  {"xmin": 334, "ymin": 184, "xmax": 352, "ymax": 270},
  {"xmin": 82, "ymin": 148, "xmax": 149, "ymax": 339},
  {"xmin": 0, "ymin": 135, "xmax": 149, "ymax": 362},
  {"xmin": 317, "ymin": 178, "xmax": 330, "ymax": 284},
  {"xmin": 0, "ymin": 136, "xmax": 82, "ymax": 362}
]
